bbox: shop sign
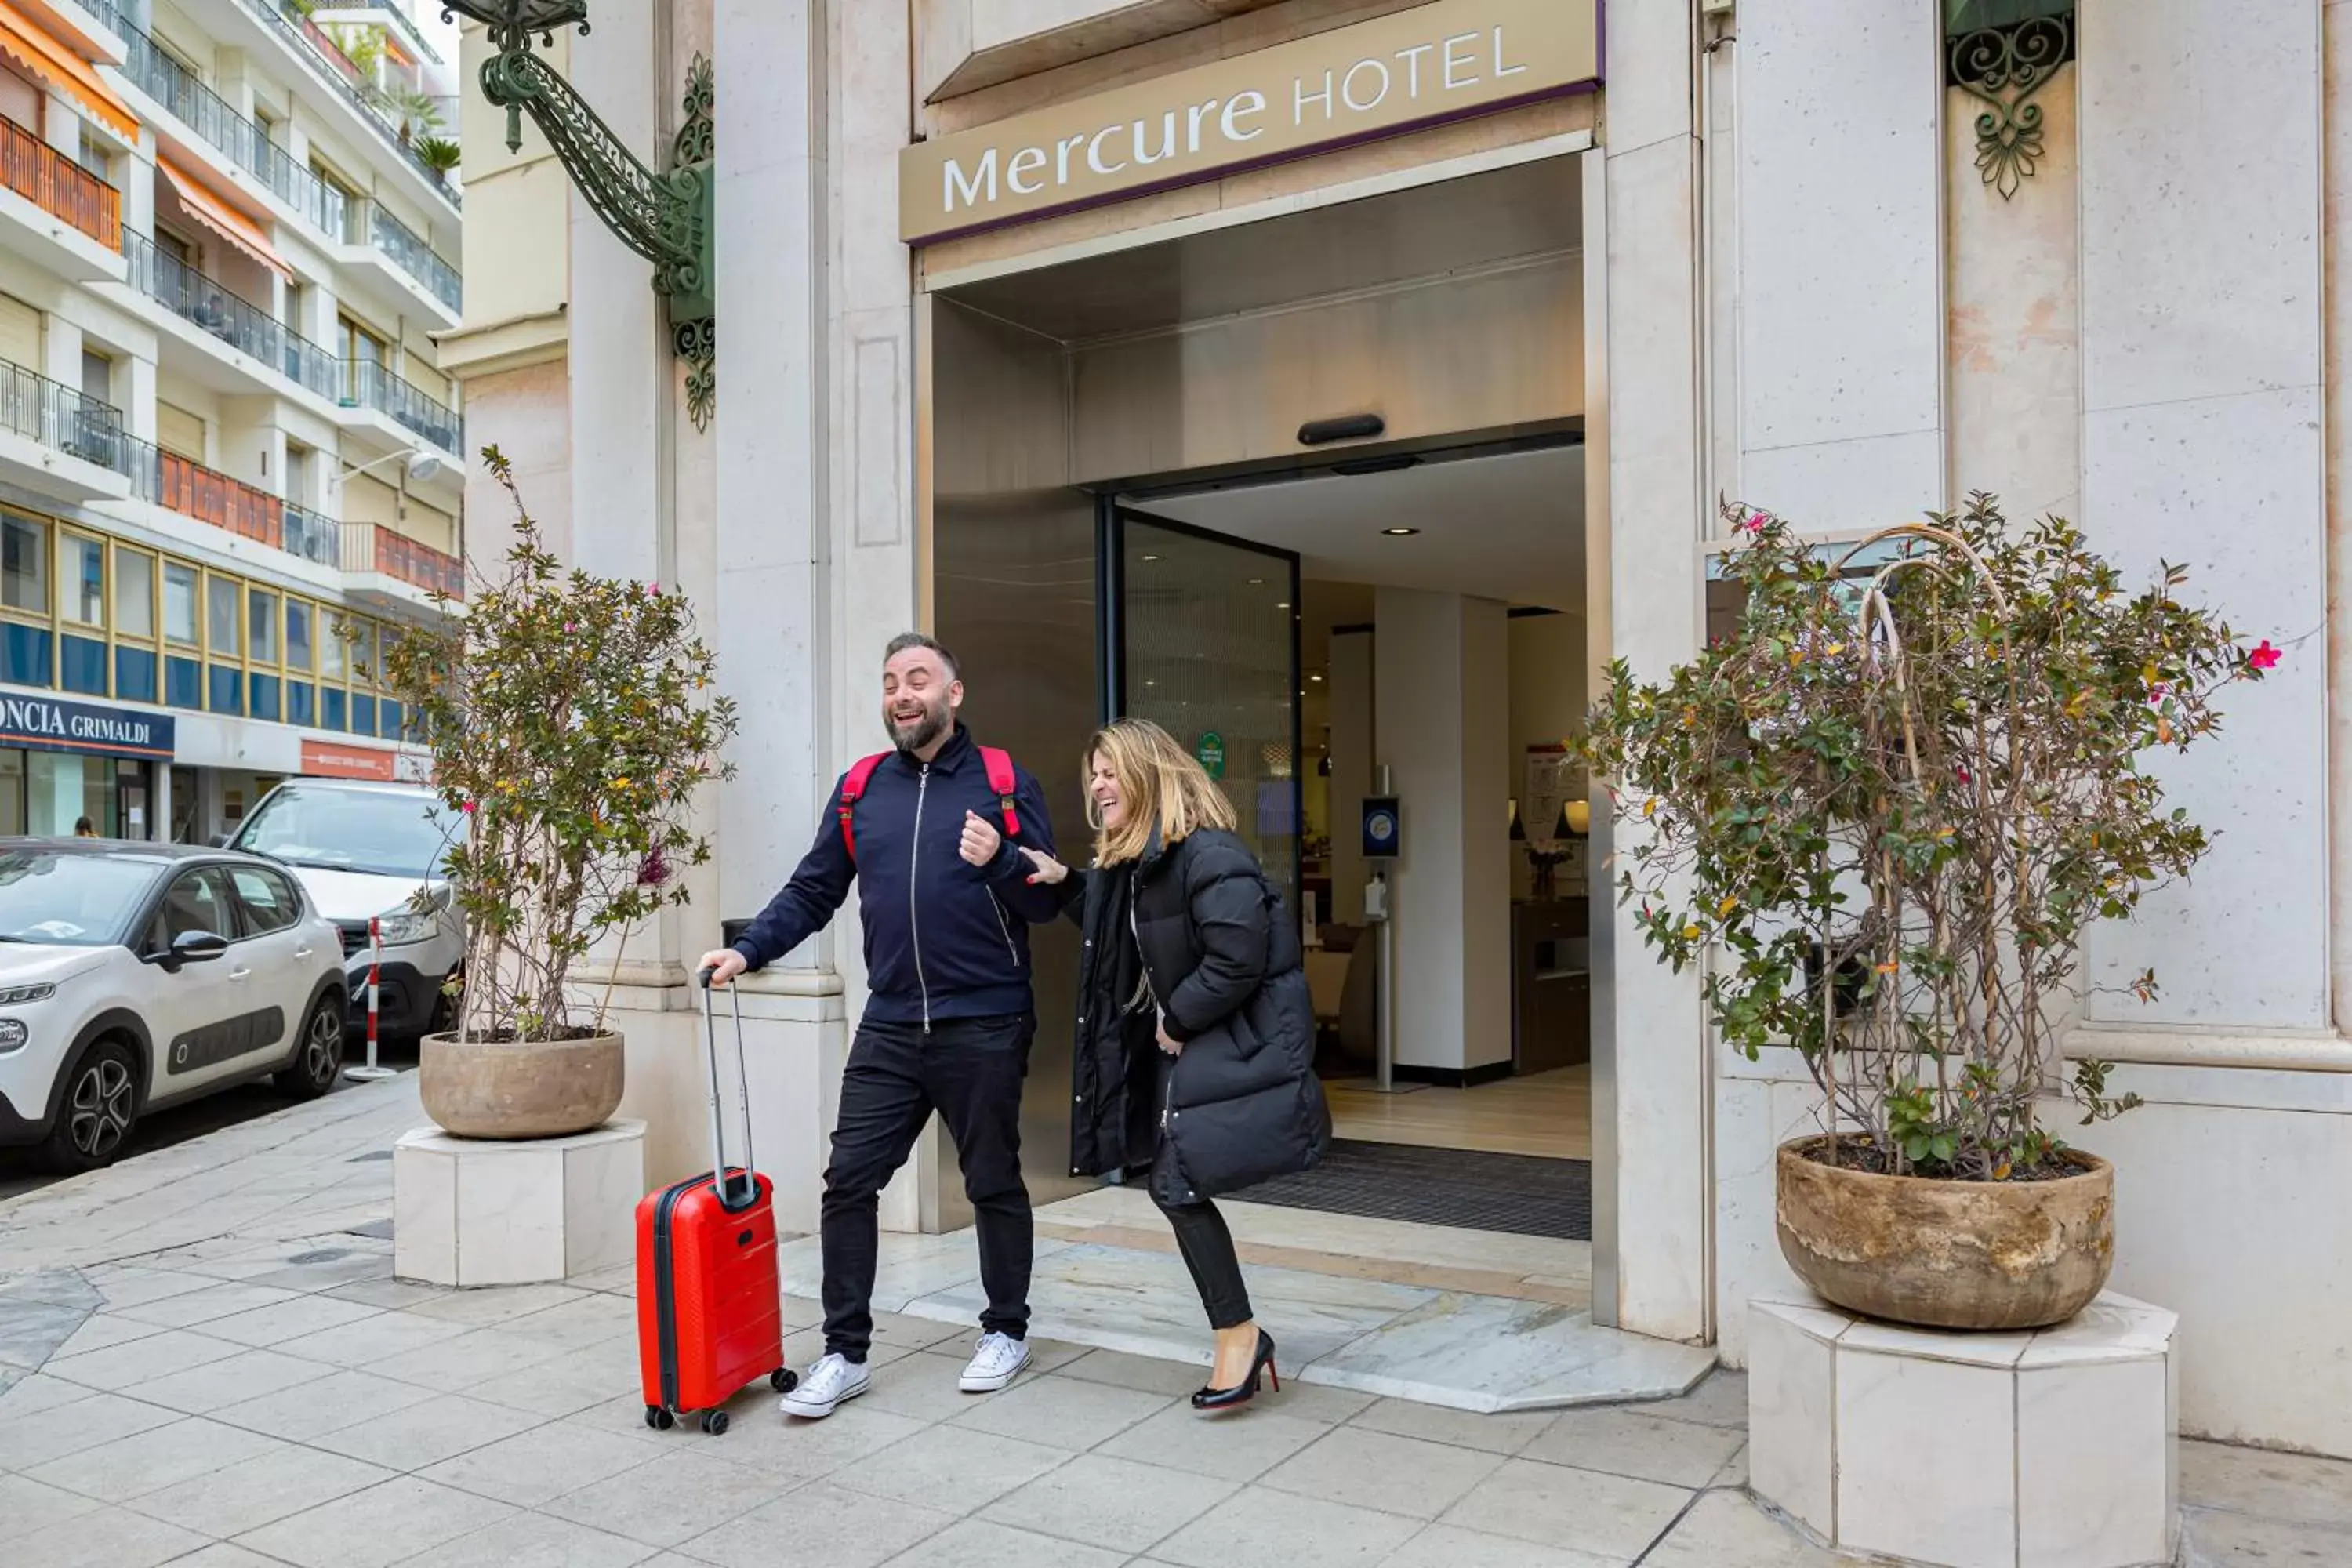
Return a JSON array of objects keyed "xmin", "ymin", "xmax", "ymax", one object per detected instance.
[
  {"xmin": 300, "ymin": 739, "xmax": 397, "ymax": 782},
  {"xmin": 1196, "ymin": 731, "xmax": 1226, "ymax": 779},
  {"xmin": 0, "ymin": 693, "xmax": 174, "ymax": 759},
  {"xmin": 899, "ymin": 0, "xmax": 1601, "ymax": 243}
]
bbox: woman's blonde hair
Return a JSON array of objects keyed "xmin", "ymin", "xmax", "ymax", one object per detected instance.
[{"xmin": 1087, "ymin": 717, "xmax": 1237, "ymax": 865}]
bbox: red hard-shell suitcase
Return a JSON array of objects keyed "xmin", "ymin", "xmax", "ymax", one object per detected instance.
[{"xmin": 633, "ymin": 972, "xmax": 795, "ymax": 1436}]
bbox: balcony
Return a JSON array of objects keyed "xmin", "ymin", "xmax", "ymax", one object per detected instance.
[
  {"xmin": 114, "ymin": 14, "xmax": 351, "ymax": 238},
  {"xmin": 228, "ymin": 0, "xmax": 461, "ymax": 207},
  {"xmin": 339, "ymin": 358, "xmax": 461, "ymax": 456},
  {"xmin": 120, "ymin": 230, "xmax": 339, "ymax": 401},
  {"xmin": 367, "ymin": 203, "xmax": 459, "ymax": 313},
  {"xmin": 0, "ymin": 356, "xmax": 141, "ymax": 502},
  {"xmin": 341, "ymin": 521, "xmax": 463, "ymax": 601},
  {"xmin": 0, "ymin": 113, "xmax": 124, "ymax": 280}
]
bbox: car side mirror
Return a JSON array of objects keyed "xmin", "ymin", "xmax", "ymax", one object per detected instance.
[
  {"xmin": 207, "ymin": 833, "xmax": 230, "ymax": 848},
  {"xmin": 154, "ymin": 931, "xmax": 229, "ymax": 971}
]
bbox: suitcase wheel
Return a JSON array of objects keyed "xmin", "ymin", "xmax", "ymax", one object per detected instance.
[
  {"xmin": 644, "ymin": 1406, "xmax": 675, "ymax": 1431},
  {"xmin": 701, "ymin": 1410, "xmax": 730, "ymax": 1436},
  {"xmin": 771, "ymin": 1368, "xmax": 797, "ymax": 1394}
]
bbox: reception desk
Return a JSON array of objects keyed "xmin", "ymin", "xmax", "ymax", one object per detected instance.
[{"xmin": 1512, "ymin": 898, "xmax": 1590, "ymax": 1073}]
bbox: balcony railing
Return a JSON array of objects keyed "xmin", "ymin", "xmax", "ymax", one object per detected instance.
[
  {"xmin": 161, "ymin": 449, "xmax": 284, "ymax": 547},
  {"xmin": 114, "ymin": 18, "xmax": 351, "ymax": 238},
  {"xmin": 122, "ymin": 231, "xmax": 340, "ymax": 400},
  {"xmin": 238, "ymin": 0, "xmax": 462, "ymax": 205},
  {"xmin": 0, "ymin": 116, "xmax": 121, "ymax": 249},
  {"xmin": 340, "ymin": 358, "xmax": 460, "ymax": 453},
  {"xmin": 0, "ymin": 357, "xmax": 143, "ymax": 478},
  {"xmin": 343, "ymin": 520, "xmax": 463, "ymax": 598},
  {"xmin": 368, "ymin": 205, "xmax": 459, "ymax": 311},
  {"xmin": 284, "ymin": 501, "xmax": 340, "ymax": 566}
]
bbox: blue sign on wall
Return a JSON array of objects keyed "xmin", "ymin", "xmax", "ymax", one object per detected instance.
[
  {"xmin": 0, "ymin": 692, "xmax": 175, "ymax": 760},
  {"xmin": 1362, "ymin": 795, "xmax": 1400, "ymax": 860}
]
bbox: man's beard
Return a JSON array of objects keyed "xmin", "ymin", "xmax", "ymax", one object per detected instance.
[{"xmin": 889, "ymin": 701, "xmax": 952, "ymax": 755}]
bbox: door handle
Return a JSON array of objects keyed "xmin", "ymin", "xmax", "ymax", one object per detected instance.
[
  {"xmin": 229, "ymin": 967, "xmax": 252, "ymax": 982},
  {"xmin": 294, "ymin": 947, "xmax": 314, "ymax": 960}
]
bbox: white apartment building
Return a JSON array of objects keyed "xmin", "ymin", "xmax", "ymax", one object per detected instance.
[{"xmin": 0, "ymin": 0, "xmax": 459, "ymax": 844}]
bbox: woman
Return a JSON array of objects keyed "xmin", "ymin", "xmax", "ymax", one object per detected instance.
[
  {"xmin": 1021, "ymin": 718, "xmax": 1329, "ymax": 1409},
  {"xmin": 72, "ymin": 818, "xmax": 96, "ymax": 839}
]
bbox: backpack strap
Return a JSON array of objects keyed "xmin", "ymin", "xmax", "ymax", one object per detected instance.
[
  {"xmin": 837, "ymin": 753, "xmax": 890, "ymax": 862},
  {"xmin": 979, "ymin": 746, "xmax": 1021, "ymax": 840}
]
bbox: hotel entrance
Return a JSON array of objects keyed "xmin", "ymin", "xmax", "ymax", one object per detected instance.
[{"xmin": 929, "ymin": 151, "xmax": 1603, "ymax": 1283}]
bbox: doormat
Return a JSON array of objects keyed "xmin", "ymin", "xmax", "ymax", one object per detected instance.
[{"xmin": 1227, "ymin": 1139, "xmax": 1592, "ymax": 1241}]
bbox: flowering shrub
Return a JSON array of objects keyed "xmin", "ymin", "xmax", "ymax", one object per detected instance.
[
  {"xmin": 1578, "ymin": 495, "xmax": 2274, "ymax": 1180},
  {"xmin": 381, "ymin": 448, "xmax": 737, "ymax": 1041}
]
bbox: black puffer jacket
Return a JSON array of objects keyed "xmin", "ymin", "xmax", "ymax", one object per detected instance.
[{"xmin": 1059, "ymin": 828, "xmax": 1329, "ymax": 1203}]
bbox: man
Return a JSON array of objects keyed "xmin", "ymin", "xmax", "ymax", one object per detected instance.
[{"xmin": 699, "ymin": 632, "xmax": 1060, "ymax": 1419}]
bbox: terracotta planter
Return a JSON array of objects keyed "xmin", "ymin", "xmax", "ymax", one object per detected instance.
[
  {"xmin": 1774, "ymin": 1136, "xmax": 2114, "ymax": 1331},
  {"xmin": 419, "ymin": 1031, "xmax": 625, "ymax": 1141}
]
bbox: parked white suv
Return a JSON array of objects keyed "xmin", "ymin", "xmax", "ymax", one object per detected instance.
[
  {"xmin": 0, "ymin": 840, "xmax": 349, "ymax": 1171},
  {"xmin": 229, "ymin": 779, "xmax": 463, "ymax": 1042}
]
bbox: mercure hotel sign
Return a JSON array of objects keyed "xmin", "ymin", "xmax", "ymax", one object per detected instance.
[{"xmin": 899, "ymin": 0, "xmax": 1601, "ymax": 243}]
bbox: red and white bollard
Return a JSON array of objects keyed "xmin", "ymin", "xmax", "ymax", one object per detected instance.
[{"xmin": 343, "ymin": 914, "xmax": 396, "ymax": 1083}]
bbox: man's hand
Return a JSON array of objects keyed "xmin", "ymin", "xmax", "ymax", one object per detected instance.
[
  {"xmin": 699, "ymin": 949, "xmax": 748, "ymax": 987},
  {"xmin": 960, "ymin": 811, "xmax": 1003, "ymax": 867},
  {"xmin": 1156, "ymin": 1019, "xmax": 1183, "ymax": 1056}
]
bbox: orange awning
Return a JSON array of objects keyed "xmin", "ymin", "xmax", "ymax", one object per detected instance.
[
  {"xmin": 158, "ymin": 157, "xmax": 290, "ymax": 278},
  {"xmin": 0, "ymin": 2, "xmax": 136, "ymax": 142}
]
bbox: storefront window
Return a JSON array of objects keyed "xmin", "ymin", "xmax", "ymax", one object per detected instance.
[
  {"xmin": 115, "ymin": 549, "xmax": 154, "ymax": 639},
  {"xmin": 286, "ymin": 601, "xmax": 312, "ymax": 673},
  {"xmin": 207, "ymin": 575, "xmax": 240, "ymax": 658},
  {"xmin": 164, "ymin": 563, "xmax": 198, "ymax": 646},
  {"xmin": 0, "ymin": 751, "xmax": 21, "ymax": 835},
  {"xmin": 2, "ymin": 514, "xmax": 45, "ymax": 616},
  {"xmin": 322, "ymin": 611, "xmax": 347, "ymax": 681},
  {"xmin": 60, "ymin": 535, "xmax": 103, "ymax": 627},
  {"xmin": 26, "ymin": 752, "xmax": 107, "ymax": 837},
  {"xmin": 249, "ymin": 589, "xmax": 278, "ymax": 665}
]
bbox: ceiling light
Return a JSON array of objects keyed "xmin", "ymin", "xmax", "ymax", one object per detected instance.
[
  {"xmin": 1383, "ymin": 526, "xmax": 1421, "ymax": 536},
  {"xmin": 1140, "ymin": 554, "xmax": 1162, "ymax": 562},
  {"xmin": 1247, "ymin": 577, "xmax": 1265, "ymax": 585},
  {"xmin": 1309, "ymin": 673, "xmax": 1323, "ymax": 682},
  {"xmin": 1276, "ymin": 601, "xmax": 1291, "ymax": 610}
]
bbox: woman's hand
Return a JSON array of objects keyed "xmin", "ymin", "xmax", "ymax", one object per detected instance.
[
  {"xmin": 1156, "ymin": 1019, "xmax": 1182, "ymax": 1056},
  {"xmin": 1018, "ymin": 847, "xmax": 1069, "ymax": 886}
]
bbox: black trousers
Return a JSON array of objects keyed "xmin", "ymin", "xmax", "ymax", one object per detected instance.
[
  {"xmin": 1149, "ymin": 1054, "xmax": 1253, "ymax": 1329},
  {"xmin": 820, "ymin": 1012, "xmax": 1034, "ymax": 1362}
]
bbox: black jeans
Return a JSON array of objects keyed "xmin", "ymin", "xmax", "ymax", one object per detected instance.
[
  {"xmin": 1150, "ymin": 1053, "xmax": 1253, "ymax": 1329},
  {"xmin": 820, "ymin": 1012, "xmax": 1034, "ymax": 1362}
]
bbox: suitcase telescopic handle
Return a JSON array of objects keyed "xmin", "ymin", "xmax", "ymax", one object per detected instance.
[{"xmin": 698, "ymin": 966, "xmax": 759, "ymax": 1212}]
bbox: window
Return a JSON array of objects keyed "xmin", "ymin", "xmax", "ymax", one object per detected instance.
[
  {"xmin": 155, "ymin": 230, "xmax": 194, "ymax": 267},
  {"xmin": 79, "ymin": 349, "xmax": 111, "ymax": 409},
  {"xmin": 114, "ymin": 548, "xmax": 154, "ymax": 640},
  {"xmin": 285, "ymin": 442, "xmax": 313, "ymax": 507},
  {"xmin": 207, "ymin": 575, "xmax": 240, "ymax": 658},
  {"xmin": 75, "ymin": 128, "xmax": 110, "ymax": 183},
  {"xmin": 156, "ymin": 401, "xmax": 205, "ymax": 464},
  {"xmin": 60, "ymin": 535, "xmax": 103, "ymax": 627},
  {"xmin": 2, "ymin": 514, "xmax": 45, "ymax": 615},
  {"xmin": 229, "ymin": 866, "xmax": 299, "ymax": 933},
  {"xmin": 349, "ymin": 619, "xmax": 377, "ymax": 685},
  {"xmin": 249, "ymin": 589, "xmax": 278, "ymax": 665},
  {"xmin": 164, "ymin": 562, "xmax": 199, "ymax": 646},
  {"xmin": 286, "ymin": 599, "xmax": 312, "ymax": 673},
  {"xmin": 154, "ymin": 867, "xmax": 234, "ymax": 946},
  {"xmin": 321, "ymin": 611, "xmax": 347, "ymax": 680}
]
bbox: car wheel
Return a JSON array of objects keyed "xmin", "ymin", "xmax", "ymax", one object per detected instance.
[
  {"xmin": 275, "ymin": 998, "xmax": 345, "ymax": 1099},
  {"xmin": 41, "ymin": 1038, "xmax": 140, "ymax": 1173}
]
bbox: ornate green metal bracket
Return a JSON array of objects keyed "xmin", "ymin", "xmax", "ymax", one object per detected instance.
[
  {"xmin": 442, "ymin": 2, "xmax": 717, "ymax": 430},
  {"xmin": 1945, "ymin": 4, "xmax": 2074, "ymax": 201}
]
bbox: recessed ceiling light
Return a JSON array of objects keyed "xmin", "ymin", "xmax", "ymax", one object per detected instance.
[
  {"xmin": 1276, "ymin": 601, "xmax": 1291, "ymax": 610},
  {"xmin": 1140, "ymin": 554, "xmax": 1163, "ymax": 562},
  {"xmin": 1247, "ymin": 577, "xmax": 1265, "ymax": 585},
  {"xmin": 1309, "ymin": 673, "xmax": 1324, "ymax": 682},
  {"xmin": 1383, "ymin": 526, "xmax": 1421, "ymax": 536}
]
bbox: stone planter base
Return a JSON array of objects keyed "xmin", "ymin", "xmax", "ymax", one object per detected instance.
[
  {"xmin": 394, "ymin": 1119, "xmax": 646, "ymax": 1287},
  {"xmin": 1749, "ymin": 1291, "xmax": 2177, "ymax": 1568}
]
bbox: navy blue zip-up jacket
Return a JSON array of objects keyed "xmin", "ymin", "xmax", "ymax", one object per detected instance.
[{"xmin": 729, "ymin": 728, "xmax": 1061, "ymax": 1026}]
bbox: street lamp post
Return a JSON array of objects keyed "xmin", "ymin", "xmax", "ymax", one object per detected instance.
[{"xmin": 439, "ymin": 2, "xmax": 717, "ymax": 429}]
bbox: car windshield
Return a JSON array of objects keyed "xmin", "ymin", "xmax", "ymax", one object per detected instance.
[
  {"xmin": 0, "ymin": 848, "xmax": 158, "ymax": 946},
  {"xmin": 234, "ymin": 787, "xmax": 455, "ymax": 879}
]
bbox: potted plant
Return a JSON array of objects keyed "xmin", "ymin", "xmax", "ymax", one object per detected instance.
[
  {"xmin": 1579, "ymin": 495, "xmax": 2278, "ymax": 1330},
  {"xmin": 381, "ymin": 448, "xmax": 736, "ymax": 1140},
  {"xmin": 412, "ymin": 137, "xmax": 462, "ymax": 182}
]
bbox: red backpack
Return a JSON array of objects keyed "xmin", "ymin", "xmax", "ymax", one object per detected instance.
[{"xmin": 837, "ymin": 746, "xmax": 1020, "ymax": 862}]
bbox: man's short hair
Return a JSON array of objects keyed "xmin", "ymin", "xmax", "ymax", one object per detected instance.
[{"xmin": 884, "ymin": 631, "xmax": 959, "ymax": 681}]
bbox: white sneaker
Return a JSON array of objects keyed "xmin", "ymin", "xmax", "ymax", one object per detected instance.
[
  {"xmin": 780, "ymin": 1352, "xmax": 869, "ymax": 1419},
  {"xmin": 959, "ymin": 1331, "xmax": 1032, "ymax": 1393}
]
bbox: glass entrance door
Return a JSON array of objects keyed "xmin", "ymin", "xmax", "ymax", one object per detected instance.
[{"xmin": 1105, "ymin": 506, "xmax": 1302, "ymax": 914}]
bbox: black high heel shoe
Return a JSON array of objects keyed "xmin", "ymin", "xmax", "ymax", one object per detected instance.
[{"xmin": 1192, "ymin": 1330, "xmax": 1279, "ymax": 1410}]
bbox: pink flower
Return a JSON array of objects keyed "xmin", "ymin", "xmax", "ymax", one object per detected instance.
[
  {"xmin": 1735, "ymin": 509, "xmax": 1766, "ymax": 537},
  {"xmin": 460, "ymin": 800, "xmax": 477, "ymax": 815},
  {"xmin": 2249, "ymin": 639, "xmax": 2282, "ymax": 672},
  {"xmin": 647, "ymin": 582, "xmax": 660, "ymax": 597},
  {"xmin": 564, "ymin": 620, "xmax": 576, "ymax": 633},
  {"xmin": 1955, "ymin": 767, "xmax": 1973, "ymax": 786},
  {"xmin": 637, "ymin": 846, "xmax": 671, "ymax": 887},
  {"xmin": 2146, "ymin": 683, "xmax": 2168, "ymax": 706}
]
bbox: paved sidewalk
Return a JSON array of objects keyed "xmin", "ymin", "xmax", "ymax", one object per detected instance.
[{"xmin": 2, "ymin": 1076, "xmax": 2347, "ymax": 1568}]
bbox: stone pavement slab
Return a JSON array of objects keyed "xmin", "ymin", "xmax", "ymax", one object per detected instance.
[{"xmin": 2, "ymin": 1073, "xmax": 2346, "ymax": 1568}]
